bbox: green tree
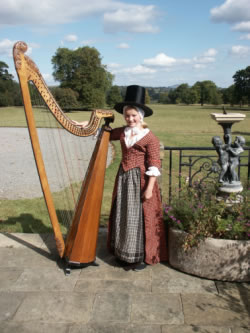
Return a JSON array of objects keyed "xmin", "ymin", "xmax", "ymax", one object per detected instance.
[
  {"xmin": 50, "ymin": 87, "xmax": 80, "ymax": 109},
  {"xmin": 145, "ymin": 88, "xmax": 151, "ymax": 104},
  {"xmin": 184, "ymin": 87, "xmax": 199, "ymax": 105},
  {"xmin": 168, "ymin": 89, "xmax": 178, "ymax": 104},
  {"xmin": 222, "ymin": 85, "xmax": 238, "ymax": 106},
  {"xmin": 0, "ymin": 61, "xmax": 22, "ymax": 106},
  {"xmin": 192, "ymin": 80, "xmax": 221, "ymax": 106},
  {"xmin": 175, "ymin": 84, "xmax": 189, "ymax": 104},
  {"xmin": 52, "ymin": 47, "xmax": 113, "ymax": 108},
  {"xmin": 0, "ymin": 61, "xmax": 14, "ymax": 81},
  {"xmin": 158, "ymin": 92, "xmax": 170, "ymax": 104},
  {"xmin": 106, "ymin": 85, "xmax": 122, "ymax": 107},
  {"xmin": 233, "ymin": 66, "xmax": 250, "ymax": 106}
]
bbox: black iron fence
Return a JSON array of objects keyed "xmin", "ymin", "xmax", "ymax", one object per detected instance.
[{"xmin": 162, "ymin": 146, "xmax": 250, "ymax": 203}]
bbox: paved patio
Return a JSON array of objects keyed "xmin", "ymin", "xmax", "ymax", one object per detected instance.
[{"xmin": 0, "ymin": 229, "xmax": 249, "ymax": 333}]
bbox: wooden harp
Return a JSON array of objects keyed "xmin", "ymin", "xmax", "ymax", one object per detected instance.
[{"xmin": 13, "ymin": 41, "xmax": 114, "ymax": 268}]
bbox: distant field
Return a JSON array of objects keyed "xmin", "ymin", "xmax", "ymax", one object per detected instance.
[
  {"xmin": 0, "ymin": 104, "xmax": 249, "ymax": 233},
  {"xmin": 1, "ymin": 104, "xmax": 250, "ymax": 146}
]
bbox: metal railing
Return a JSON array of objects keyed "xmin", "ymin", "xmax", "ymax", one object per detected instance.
[{"xmin": 162, "ymin": 146, "xmax": 250, "ymax": 203}]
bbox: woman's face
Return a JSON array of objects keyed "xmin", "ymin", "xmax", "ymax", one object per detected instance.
[{"xmin": 124, "ymin": 107, "xmax": 142, "ymax": 128}]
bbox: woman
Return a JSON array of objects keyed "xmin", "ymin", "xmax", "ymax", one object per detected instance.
[{"xmin": 108, "ymin": 85, "xmax": 167, "ymax": 270}]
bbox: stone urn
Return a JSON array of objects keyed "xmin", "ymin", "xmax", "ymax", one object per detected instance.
[{"xmin": 168, "ymin": 227, "xmax": 250, "ymax": 282}]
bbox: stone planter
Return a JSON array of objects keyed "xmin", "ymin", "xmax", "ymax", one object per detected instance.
[{"xmin": 168, "ymin": 227, "xmax": 250, "ymax": 282}]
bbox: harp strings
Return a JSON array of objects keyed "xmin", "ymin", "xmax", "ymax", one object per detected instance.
[
  {"xmin": 28, "ymin": 81, "xmax": 73, "ymax": 230},
  {"xmin": 28, "ymin": 81, "xmax": 96, "ymax": 233}
]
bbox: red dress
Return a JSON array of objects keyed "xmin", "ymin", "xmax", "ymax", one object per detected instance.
[{"xmin": 107, "ymin": 127, "xmax": 168, "ymax": 265}]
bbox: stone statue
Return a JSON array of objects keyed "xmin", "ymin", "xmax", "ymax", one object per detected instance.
[
  {"xmin": 212, "ymin": 136, "xmax": 230, "ymax": 183},
  {"xmin": 212, "ymin": 134, "xmax": 245, "ymax": 185},
  {"xmin": 226, "ymin": 136, "xmax": 245, "ymax": 183}
]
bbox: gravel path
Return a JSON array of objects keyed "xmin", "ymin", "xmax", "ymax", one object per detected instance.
[{"xmin": 0, "ymin": 127, "xmax": 113, "ymax": 200}]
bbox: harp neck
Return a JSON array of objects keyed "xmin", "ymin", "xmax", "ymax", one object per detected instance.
[{"xmin": 13, "ymin": 41, "xmax": 113, "ymax": 136}]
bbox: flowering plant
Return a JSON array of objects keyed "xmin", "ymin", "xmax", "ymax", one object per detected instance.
[{"xmin": 164, "ymin": 180, "xmax": 250, "ymax": 250}]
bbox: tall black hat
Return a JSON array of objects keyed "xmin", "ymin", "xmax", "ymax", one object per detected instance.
[{"xmin": 114, "ymin": 85, "xmax": 153, "ymax": 117}]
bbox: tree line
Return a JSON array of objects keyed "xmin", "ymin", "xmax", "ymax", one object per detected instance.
[
  {"xmin": 151, "ymin": 72, "xmax": 250, "ymax": 106},
  {"xmin": 0, "ymin": 46, "xmax": 249, "ymax": 108},
  {"xmin": 0, "ymin": 61, "xmax": 23, "ymax": 107}
]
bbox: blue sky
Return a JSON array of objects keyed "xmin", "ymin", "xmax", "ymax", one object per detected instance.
[{"xmin": 1, "ymin": 0, "xmax": 250, "ymax": 88}]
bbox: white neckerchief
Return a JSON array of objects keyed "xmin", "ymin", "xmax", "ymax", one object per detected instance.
[{"xmin": 124, "ymin": 126, "xmax": 149, "ymax": 148}]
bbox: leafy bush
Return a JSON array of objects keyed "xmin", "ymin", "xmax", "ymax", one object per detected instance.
[{"xmin": 164, "ymin": 180, "xmax": 250, "ymax": 250}]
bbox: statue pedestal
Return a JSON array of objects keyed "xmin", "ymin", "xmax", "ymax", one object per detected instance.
[
  {"xmin": 216, "ymin": 182, "xmax": 243, "ymax": 206},
  {"xmin": 218, "ymin": 182, "xmax": 243, "ymax": 193}
]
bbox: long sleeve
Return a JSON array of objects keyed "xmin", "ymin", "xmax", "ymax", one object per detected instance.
[{"xmin": 146, "ymin": 135, "xmax": 161, "ymax": 170}]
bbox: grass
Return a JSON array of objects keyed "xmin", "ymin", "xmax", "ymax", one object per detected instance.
[{"xmin": 0, "ymin": 104, "xmax": 249, "ymax": 233}]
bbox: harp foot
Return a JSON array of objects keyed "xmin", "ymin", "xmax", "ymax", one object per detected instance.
[
  {"xmin": 64, "ymin": 260, "xmax": 99, "ymax": 275},
  {"xmin": 91, "ymin": 261, "xmax": 99, "ymax": 267},
  {"xmin": 78, "ymin": 261, "xmax": 100, "ymax": 268}
]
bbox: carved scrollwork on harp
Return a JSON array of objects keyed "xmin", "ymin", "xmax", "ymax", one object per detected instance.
[{"xmin": 13, "ymin": 41, "xmax": 113, "ymax": 137}]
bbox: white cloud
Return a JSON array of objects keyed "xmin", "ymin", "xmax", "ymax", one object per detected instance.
[
  {"xmin": 210, "ymin": 0, "xmax": 250, "ymax": 24},
  {"xmin": 178, "ymin": 58, "xmax": 192, "ymax": 65},
  {"xmin": 239, "ymin": 33, "xmax": 250, "ymax": 40},
  {"xmin": 81, "ymin": 39, "xmax": 97, "ymax": 45},
  {"xmin": 143, "ymin": 49, "xmax": 217, "ymax": 69},
  {"xmin": 42, "ymin": 73, "xmax": 55, "ymax": 85},
  {"xmin": 193, "ymin": 64, "xmax": 206, "ymax": 69},
  {"xmin": 112, "ymin": 64, "xmax": 156, "ymax": 74},
  {"xmin": 107, "ymin": 62, "xmax": 122, "ymax": 69},
  {"xmin": 230, "ymin": 45, "xmax": 250, "ymax": 56},
  {"xmin": 0, "ymin": 0, "xmax": 111, "ymax": 25},
  {"xmin": 211, "ymin": 0, "xmax": 250, "ymax": 35},
  {"xmin": 103, "ymin": 5, "xmax": 159, "ymax": 33},
  {"xmin": 0, "ymin": 39, "xmax": 16, "ymax": 57},
  {"xmin": 0, "ymin": 39, "xmax": 34, "ymax": 62},
  {"xmin": 0, "ymin": 1, "xmax": 159, "ymax": 34},
  {"xmin": 232, "ymin": 21, "xmax": 250, "ymax": 32},
  {"xmin": 116, "ymin": 43, "xmax": 130, "ymax": 49},
  {"xmin": 192, "ymin": 48, "xmax": 217, "ymax": 65},
  {"xmin": 124, "ymin": 65, "xmax": 156, "ymax": 74},
  {"xmin": 143, "ymin": 53, "xmax": 177, "ymax": 67},
  {"xmin": 203, "ymin": 48, "xmax": 218, "ymax": 57},
  {"xmin": 64, "ymin": 34, "xmax": 78, "ymax": 42},
  {"xmin": 0, "ymin": 39, "xmax": 29, "ymax": 57},
  {"xmin": 193, "ymin": 56, "xmax": 215, "ymax": 64}
]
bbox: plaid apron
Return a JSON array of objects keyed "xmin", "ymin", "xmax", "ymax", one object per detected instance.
[{"xmin": 110, "ymin": 167, "xmax": 144, "ymax": 263}]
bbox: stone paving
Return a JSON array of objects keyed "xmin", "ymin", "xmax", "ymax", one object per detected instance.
[{"xmin": 0, "ymin": 229, "xmax": 249, "ymax": 333}]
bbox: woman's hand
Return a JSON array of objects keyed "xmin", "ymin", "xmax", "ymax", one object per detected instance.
[
  {"xmin": 142, "ymin": 176, "xmax": 156, "ymax": 201},
  {"xmin": 142, "ymin": 188, "xmax": 153, "ymax": 201},
  {"xmin": 72, "ymin": 120, "xmax": 89, "ymax": 128}
]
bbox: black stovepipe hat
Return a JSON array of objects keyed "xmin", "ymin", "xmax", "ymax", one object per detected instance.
[{"xmin": 114, "ymin": 85, "xmax": 153, "ymax": 117}]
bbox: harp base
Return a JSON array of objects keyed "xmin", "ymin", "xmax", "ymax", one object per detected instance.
[{"xmin": 64, "ymin": 259, "xmax": 99, "ymax": 276}]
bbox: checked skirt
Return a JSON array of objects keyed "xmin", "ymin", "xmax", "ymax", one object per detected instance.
[{"xmin": 110, "ymin": 167, "xmax": 144, "ymax": 263}]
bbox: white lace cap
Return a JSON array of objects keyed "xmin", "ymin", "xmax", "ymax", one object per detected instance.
[{"xmin": 123, "ymin": 105, "xmax": 145, "ymax": 122}]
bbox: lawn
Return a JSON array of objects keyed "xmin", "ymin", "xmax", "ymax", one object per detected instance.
[{"xmin": 0, "ymin": 104, "xmax": 249, "ymax": 233}]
